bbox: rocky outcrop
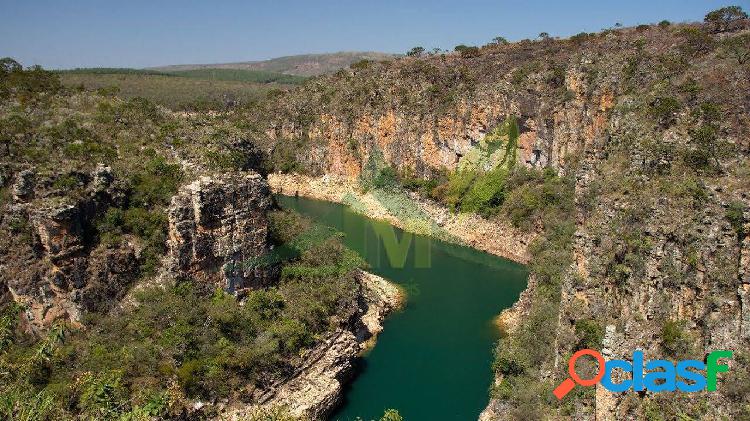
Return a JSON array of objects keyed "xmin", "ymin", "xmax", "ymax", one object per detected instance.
[
  {"xmin": 221, "ymin": 270, "xmax": 403, "ymax": 420},
  {"xmin": 11, "ymin": 169, "xmax": 35, "ymax": 202},
  {"xmin": 737, "ymin": 204, "xmax": 750, "ymax": 340},
  {"xmin": 166, "ymin": 173, "xmax": 273, "ymax": 293},
  {"xmin": 0, "ymin": 166, "xmax": 140, "ymax": 333},
  {"xmin": 163, "ymin": 173, "xmax": 403, "ymax": 420}
]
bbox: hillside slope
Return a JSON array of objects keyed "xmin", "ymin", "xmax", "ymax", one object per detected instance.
[{"xmin": 150, "ymin": 51, "xmax": 397, "ymax": 76}]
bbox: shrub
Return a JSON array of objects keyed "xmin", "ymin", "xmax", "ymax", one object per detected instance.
[
  {"xmin": 658, "ymin": 20, "xmax": 671, "ymax": 28},
  {"xmin": 129, "ymin": 154, "xmax": 183, "ymax": 207},
  {"xmin": 205, "ymin": 149, "xmax": 259, "ymax": 171},
  {"xmin": 371, "ymin": 166, "xmax": 399, "ymax": 191},
  {"xmin": 678, "ymin": 27, "xmax": 716, "ymax": 56},
  {"xmin": 400, "ymin": 175, "xmax": 439, "ymax": 197},
  {"xmin": 270, "ymin": 138, "xmax": 305, "ymax": 173},
  {"xmin": 502, "ymin": 167, "xmax": 573, "ymax": 231},
  {"xmin": 454, "ymin": 45, "xmax": 480, "ymax": 58},
  {"xmin": 52, "ymin": 173, "xmax": 82, "ymax": 190},
  {"xmin": 683, "ymin": 123, "xmax": 724, "ymax": 173},
  {"xmin": 727, "ymin": 201, "xmax": 747, "ymax": 238},
  {"xmin": 569, "ymin": 32, "xmax": 592, "ymax": 44},
  {"xmin": 648, "ymin": 96, "xmax": 681, "ymax": 126},
  {"xmin": 574, "ymin": 319, "xmax": 605, "ymax": 350},
  {"xmin": 350, "ymin": 59, "xmax": 373, "ymax": 71},
  {"xmin": 661, "ymin": 320, "xmax": 691, "ymax": 358},
  {"xmin": 380, "ymin": 409, "xmax": 404, "ymax": 421},
  {"xmin": 459, "ymin": 167, "xmax": 508, "ymax": 216},
  {"xmin": 720, "ymin": 34, "xmax": 750, "ymax": 65},
  {"xmin": 96, "ymin": 203, "xmax": 169, "ymax": 275}
]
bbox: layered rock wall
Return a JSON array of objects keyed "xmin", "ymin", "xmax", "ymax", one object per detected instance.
[
  {"xmin": 166, "ymin": 173, "xmax": 272, "ymax": 293},
  {"xmin": 0, "ymin": 166, "xmax": 139, "ymax": 333}
]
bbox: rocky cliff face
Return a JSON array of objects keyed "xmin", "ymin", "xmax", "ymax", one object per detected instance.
[
  {"xmin": 166, "ymin": 173, "xmax": 273, "ymax": 293},
  {"xmin": 256, "ymin": 19, "xmax": 750, "ymax": 420},
  {"xmin": 256, "ymin": 31, "xmax": 680, "ymax": 179},
  {"xmin": 0, "ymin": 165, "xmax": 140, "ymax": 333}
]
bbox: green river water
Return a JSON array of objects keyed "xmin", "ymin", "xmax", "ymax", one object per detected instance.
[{"xmin": 276, "ymin": 195, "xmax": 528, "ymax": 421}]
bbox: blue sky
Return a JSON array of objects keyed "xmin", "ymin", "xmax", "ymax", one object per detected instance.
[{"xmin": 1, "ymin": 0, "xmax": 746, "ymax": 69}]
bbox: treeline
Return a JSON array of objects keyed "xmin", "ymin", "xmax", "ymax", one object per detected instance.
[{"xmin": 57, "ymin": 67, "xmax": 308, "ymax": 85}]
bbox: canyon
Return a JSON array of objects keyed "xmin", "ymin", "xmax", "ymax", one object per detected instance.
[{"xmin": 1, "ymin": 10, "xmax": 749, "ymax": 421}]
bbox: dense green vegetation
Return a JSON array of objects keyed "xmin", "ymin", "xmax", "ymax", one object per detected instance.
[
  {"xmin": 57, "ymin": 67, "xmax": 307, "ymax": 84},
  {"xmin": 57, "ymin": 68, "xmax": 170, "ymax": 76},
  {"xmin": 58, "ymin": 72, "xmax": 281, "ymax": 110},
  {"xmin": 0, "ymin": 209, "xmax": 365, "ymax": 419}
]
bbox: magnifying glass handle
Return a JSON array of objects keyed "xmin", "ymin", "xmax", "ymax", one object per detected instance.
[{"xmin": 553, "ymin": 378, "xmax": 576, "ymax": 400}]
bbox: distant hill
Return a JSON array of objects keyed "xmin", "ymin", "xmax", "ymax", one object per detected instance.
[{"xmin": 149, "ymin": 51, "xmax": 397, "ymax": 77}]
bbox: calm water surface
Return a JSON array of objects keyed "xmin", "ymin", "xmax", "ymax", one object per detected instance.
[{"xmin": 276, "ymin": 195, "xmax": 527, "ymax": 421}]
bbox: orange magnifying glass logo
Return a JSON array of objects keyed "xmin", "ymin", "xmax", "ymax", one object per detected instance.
[{"xmin": 553, "ymin": 349, "xmax": 606, "ymax": 400}]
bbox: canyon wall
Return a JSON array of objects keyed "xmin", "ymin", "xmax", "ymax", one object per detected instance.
[{"xmin": 258, "ymin": 20, "xmax": 750, "ymax": 420}]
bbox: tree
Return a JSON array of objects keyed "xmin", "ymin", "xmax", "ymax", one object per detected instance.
[
  {"xmin": 704, "ymin": 5, "xmax": 748, "ymax": 32},
  {"xmin": 658, "ymin": 20, "xmax": 671, "ymax": 28},
  {"xmin": 492, "ymin": 36, "xmax": 509, "ymax": 45},
  {"xmin": 455, "ymin": 45, "xmax": 480, "ymax": 58},
  {"xmin": 538, "ymin": 32, "xmax": 551, "ymax": 40},
  {"xmin": 0, "ymin": 113, "xmax": 31, "ymax": 156},
  {"xmin": 679, "ymin": 27, "xmax": 716, "ymax": 56},
  {"xmin": 457, "ymin": 46, "xmax": 479, "ymax": 58},
  {"xmin": 380, "ymin": 409, "xmax": 403, "ymax": 421},
  {"xmin": 406, "ymin": 46, "xmax": 425, "ymax": 57},
  {"xmin": 0, "ymin": 57, "xmax": 22, "ymax": 74},
  {"xmin": 720, "ymin": 34, "xmax": 750, "ymax": 64}
]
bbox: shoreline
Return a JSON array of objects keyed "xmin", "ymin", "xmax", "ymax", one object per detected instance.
[
  {"xmin": 268, "ymin": 173, "xmax": 534, "ymax": 264},
  {"xmin": 219, "ymin": 270, "xmax": 404, "ymax": 420},
  {"xmin": 269, "ymin": 172, "xmax": 537, "ymax": 420}
]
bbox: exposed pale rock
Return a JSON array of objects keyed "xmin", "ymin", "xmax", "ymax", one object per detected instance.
[
  {"xmin": 166, "ymin": 172, "xmax": 272, "ymax": 292},
  {"xmin": 91, "ymin": 163, "xmax": 114, "ymax": 192},
  {"xmin": 12, "ymin": 169, "xmax": 35, "ymax": 201},
  {"xmin": 221, "ymin": 270, "xmax": 403, "ymax": 421}
]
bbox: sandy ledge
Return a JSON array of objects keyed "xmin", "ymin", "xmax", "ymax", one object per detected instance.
[{"xmin": 269, "ymin": 173, "xmax": 533, "ymax": 264}]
